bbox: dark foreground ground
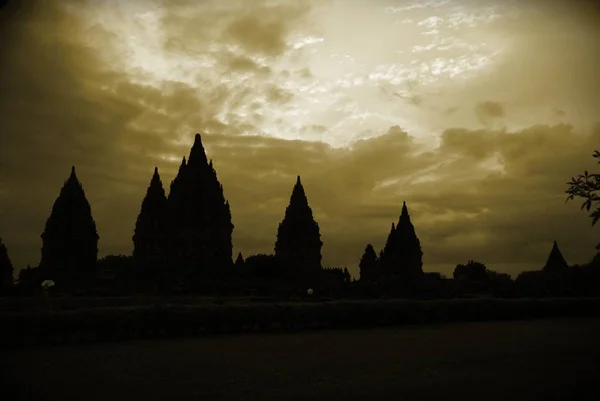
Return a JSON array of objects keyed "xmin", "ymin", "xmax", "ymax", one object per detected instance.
[{"xmin": 2, "ymin": 318, "xmax": 599, "ymax": 401}]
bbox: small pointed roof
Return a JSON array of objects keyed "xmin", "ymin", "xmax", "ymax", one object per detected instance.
[
  {"xmin": 147, "ymin": 167, "xmax": 165, "ymax": 195},
  {"xmin": 400, "ymin": 201, "xmax": 408, "ymax": 217},
  {"xmin": 235, "ymin": 251, "xmax": 244, "ymax": 265},
  {"xmin": 542, "ymin": 240, "xmax": 569, "ymax": 272},
  {"xmin": 188, "ymin": 133, "xmax": 208, "ymax": 166},
  {"xmin": 398, "ymin": 201, "xmax": 411, "ymax": 223},
  {"xmin": 396, "ymin": 200, "xmax": 417, "ymax": 236},
  {"xmin": 60, "ymin": 165, "xmax": 85, "ymax": 196},
  {"xmin": 65, "ymin": 165, "xmax": 80, "ymax": 185},
  {"xmin": 286, "ymin": 175, "xmax": 310, "ymax": 211}
]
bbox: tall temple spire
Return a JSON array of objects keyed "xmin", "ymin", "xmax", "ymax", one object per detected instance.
[
  {"xmin": 133, "ymin": 167, "xmax": 168, "ymax": 267},
  {"xmin": 379, "ymin": 201, "xmax": 423, "ymax": 281},
  {"xmin": 275, "ymin": 176, "xmax": 323, "ymax": 287},
  {"xmin": 165, "ymin": 133, "xmax": 234, "ymax": 272},
  {"xmin": 40, "ymin": 166, "xmax": 99, "ymax": 284}
]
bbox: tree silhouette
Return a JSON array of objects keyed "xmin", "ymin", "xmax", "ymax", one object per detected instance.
[
  {"xmin": 566, "ymin": 150, "xmax": 600, "ymax": 226},
  {"xmin": 0, "ymin": 237, "xmax": 14, "ymax": 293},
  {"xmin": 453, "ymin": 260, "xmax": 488, "ymax": 281}
]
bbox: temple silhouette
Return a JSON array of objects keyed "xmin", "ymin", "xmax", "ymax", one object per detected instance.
[
  {"xmin": 39, "ymin": 166, "xmax": 99, "ymax": 289},
  {"xmin": 133, "ymin": 134, "xmax": 233, "ymax": 277},
  {"xmin": 2, "ymin": 132, "xmax": 599, "ymax": 297},
  {"xmin": 275, "ymin": 175, "xmax": 323, "ymax": 288},
  {"xmin": 542, "ymin": 240, "xmax": 569, "ymax": 273}
]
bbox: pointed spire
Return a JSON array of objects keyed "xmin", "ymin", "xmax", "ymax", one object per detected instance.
[
  {"xmin": 188, "ymin": 133, "xmax": 208, "ymax": 166},
  {"xmin": 150, "ymin": 167, "xmax": 160, "ymax": 183},
  {"xmin": 288, "ymin": 175, "xmax": 309, "ymax": 212},
  {"xmin": 65, "ymin": 165, "xmax": 80, "ymax": 187},
  {"xmin": 235, "ymin": 252, "xmax": 245, "ymax": 266},
  {"xmin": 398, "ymin": 200, "xmax": 412, "ymax": 226},
  {"xmin": 380, "ymin": 201, "xmax": 423, "ymax": 280},
  {"xmin": 133, "ymin": 167, "xmax": 168, "ymax": 264},
  {"xmin": 542, "ymin": 240, "xmax": 569, "ymax": 272},
  {"xmin": 147, "ymin": 167, "xmax": 166, "ymax": 196}
]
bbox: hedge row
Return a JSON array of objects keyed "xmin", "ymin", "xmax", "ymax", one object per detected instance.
[
  {"xmin": 0, "ymin": 296, "xmax": 235, "ymax": 313},
  {"xmin": 2, "ymin": 297, "xmax": 600, "ymax": 348}
]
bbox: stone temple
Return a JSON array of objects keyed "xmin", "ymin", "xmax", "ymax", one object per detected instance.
[
  {"xmin": 275, "ymin": 175, "xmax": 323, "ymax": 287},
  {"xmin": 133, "ymin": 133, "xmax": 234, "ymax": 274},
  {"xmin": 39, "ymin": 166, "xmax": 99, "ymax": 284}
]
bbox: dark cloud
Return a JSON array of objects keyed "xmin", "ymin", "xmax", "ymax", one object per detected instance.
[{"xmin": 475, "ymin": 101, "xmax": 505, "ymax": 126}]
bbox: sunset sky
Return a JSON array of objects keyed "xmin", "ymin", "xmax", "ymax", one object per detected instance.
[{"xmin": 0, "ymin": 0, "xmax": 599, "ymax": 278}]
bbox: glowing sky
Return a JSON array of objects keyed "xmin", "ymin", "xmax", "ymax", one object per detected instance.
[{"xmin": 0, "ymin": 0, "xmax": 599, "ymax": 278}]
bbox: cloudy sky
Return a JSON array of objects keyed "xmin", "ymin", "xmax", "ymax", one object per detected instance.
[{"xmin": 1, "ymin": 0, "xmax": 599, "ymax": 278}]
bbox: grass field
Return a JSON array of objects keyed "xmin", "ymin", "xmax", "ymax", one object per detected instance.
[{"xmin": 2, "ymin": 318, "xmax": 599, "ymax": 401}]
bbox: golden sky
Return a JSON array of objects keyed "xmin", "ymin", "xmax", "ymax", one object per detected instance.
[{"xmin": 0, "ymin": 0, "xmax": 599, "ymax": 278}]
